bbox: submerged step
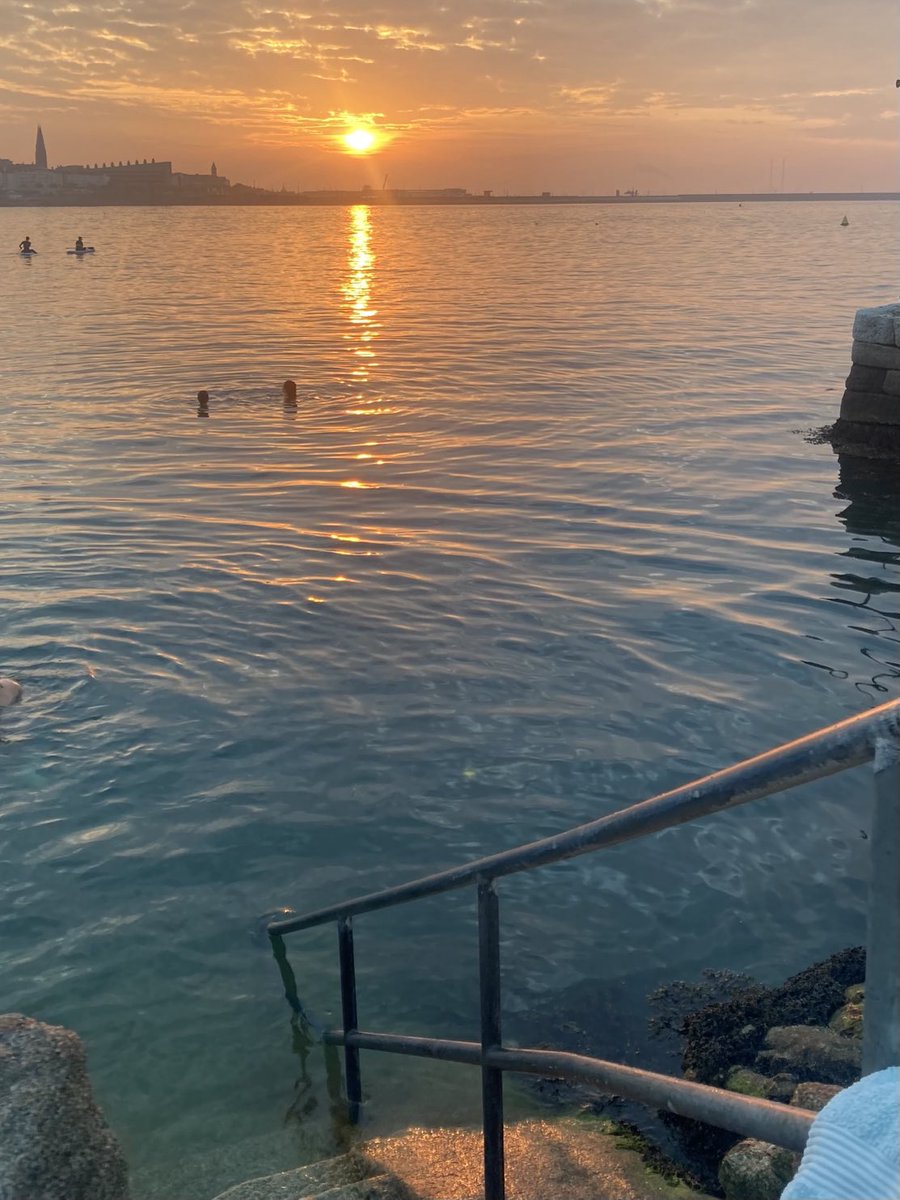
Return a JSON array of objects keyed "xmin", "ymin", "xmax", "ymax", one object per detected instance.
[
  {"xmin": 211, "ymin": 1152, "xmax": 372, "ymax": 1200},
  {"xmin": 308, "ymin": 1175, "xmax": 409, "ymax": 1200}
]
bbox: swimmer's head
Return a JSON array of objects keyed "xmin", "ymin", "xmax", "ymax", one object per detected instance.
[{"xmin": 0, "ymin": 678, "xmax": 23, "ymax": 707}]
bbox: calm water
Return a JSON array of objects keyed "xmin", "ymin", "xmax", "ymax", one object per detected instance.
[{"xmin": 1, "ymin": 202, "xmax": 898, "ymax": 1197}]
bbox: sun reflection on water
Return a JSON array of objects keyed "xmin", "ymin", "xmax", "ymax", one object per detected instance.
[{"xmin": 341, "ymin": 205, "xmax": 379, "ymax": 385}]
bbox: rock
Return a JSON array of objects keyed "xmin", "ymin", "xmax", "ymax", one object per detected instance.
[
  {"xmin": 724, "ymin": 1068, "xmax": 796, "ymax": 1102},
  {"xmin": 844, "ymin": 984, "xmax": 865, "ymax": 1005},
  {"xmin": 828, "ymin": 1000, "xmax": 864, "ymax": 1039},
  {"xmin": 718, "ymin": 1138, "xmax": 796, "ymax": 1200},
  {"xmin": 755, "ymin": 1025, "xmax": 861, "ymax": 1086},
  {"xmin": 790, "ymin": 1082, "xmax": 843, "ymax": 1112},
  {"xmin": 766, "ymin": 1072, "xmax": 799, "ymax": 1102},
  {"xmin": 725, "ymin": 1068, "xmax": 772, "ymax": 1098},
  {"xmin": 0, "ymin": 678, "xmax": 22, "ymax": 707},
  {"xmin": 0, "ymin": 1014, "xmax": 129, "ymax": 1200},
  {"xmin": 680, "ymin": 947, "xmax": 865, "ymax": 1086}
]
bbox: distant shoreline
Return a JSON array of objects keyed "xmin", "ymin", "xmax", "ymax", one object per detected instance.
[{"xmin": 1, "ymin": 190, "xmax": 898, "ymax": 209}]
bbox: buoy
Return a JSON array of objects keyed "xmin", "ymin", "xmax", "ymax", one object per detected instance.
[
  {"xmin": 841, "ymin": 215, "xmax": 849, "ymax": 227},
  {"xmin": 282, "ymin": 379, "xmax": 297, "ymax": 405},
  {"xmin": 197, "ymin": 390, "xmax": 209, "ymax": 404},
  {"xmin": 0, "ymin": 678, "xmax": 23, "ymax": 707}
]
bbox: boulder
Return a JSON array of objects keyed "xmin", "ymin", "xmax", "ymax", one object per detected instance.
[
  {"xmin": 755, "ymin": 1025, "xmax": 861, "ymax": 1086},
  {"xmin": 790, "ymin": 1082, "xmax": 843, "ymax": 1113},
  {"xmin": 828, "ymin": 1000, "xmax": 864, "ymax": 1039},
  {"xmin": 0, "ymin": 1014, "xmax": 129, "ymax": 1200},
  {"xmin": 725, "ymin": 1067, "xmax": 796, "ymax": 1102},
  {"xmin": 718, "ymin": 1138, "xmax": 796, "ymax": 1200}
]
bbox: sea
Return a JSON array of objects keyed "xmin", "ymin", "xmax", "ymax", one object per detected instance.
[{"xmin": 0, "ymin": 201, "xmax": 898, "ymax": 1198}]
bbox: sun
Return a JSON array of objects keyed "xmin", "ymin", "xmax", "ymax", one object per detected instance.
[{"xmin": 343, "ymin": 128, "xmax": 377, "ymax": 154}]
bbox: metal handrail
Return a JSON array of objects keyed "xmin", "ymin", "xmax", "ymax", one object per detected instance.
[
  {"xmin": 269, "ymin": 699, "xmax": 900, "ymax": 1200},
  {"xmin": 269, "ymin": 700, "xmax": 900, "ymax": 936}
]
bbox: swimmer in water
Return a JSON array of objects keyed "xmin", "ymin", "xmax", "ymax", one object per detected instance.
[{"xmin": 0, "ymin": 678, "xmax": 23, "ymax": 706}]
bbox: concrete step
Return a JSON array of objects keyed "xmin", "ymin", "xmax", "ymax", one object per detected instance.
[
  {"xmin": 361, "ymin": 1117, "xmax": 718, "ymax": 1200},
  {"xmin": 308, "ymin": 1175, "xmax": 409, "ymax": 1200},
  {"xmin": 212, "ymin": 1117, "xmax": 717, "ymax": 1200},
  {"xmin": 211, "ymin": 1153, "xmax": 372, "ymax": 1200}
]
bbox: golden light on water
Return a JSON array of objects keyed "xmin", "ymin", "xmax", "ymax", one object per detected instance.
[{"xmin": 341, "ymin": 205, "xmax": 379, "ymax": 385}]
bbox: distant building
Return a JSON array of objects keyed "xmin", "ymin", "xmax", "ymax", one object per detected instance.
[{"xmin": 0, "ymin": 130, "xmax": 230, "ymax": 202}]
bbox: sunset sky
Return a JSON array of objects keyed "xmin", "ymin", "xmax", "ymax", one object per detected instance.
[{"xmin": 1, "ymin": 0, "xmax": 897, "ymax": 194}]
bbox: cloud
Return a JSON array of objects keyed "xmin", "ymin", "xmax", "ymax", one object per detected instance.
[{"xmin": 0, "ymin": 0, "xmax": 894, "ymax": 191}]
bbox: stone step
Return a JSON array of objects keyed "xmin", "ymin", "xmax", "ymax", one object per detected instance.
[
  {"xmin": 361, "ymin": 1118, "xmax": 718, "ymax": 1200},
  {"xmin": 211, "ymin": 1153, "xmax": 371, "ymax": 1200},
  {"xmin": 212, "ymin": 1117, "xmax": 718, "ymax": 1200},
  {"xmin": 308, "ymin": 1175, "xmax": 409, "ymax": 1200}
]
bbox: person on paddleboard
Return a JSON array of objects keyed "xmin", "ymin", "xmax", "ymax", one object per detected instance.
[
  {"xmin": 75, "ymin": 236, "xmax": 85, "ymax": 252},
  {"xmin": 19, "ymin": 236, "xmax": 33, "ymax": 252}
]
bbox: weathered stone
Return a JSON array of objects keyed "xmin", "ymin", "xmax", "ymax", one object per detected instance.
[
  {"xmin": 844, "ymin": 984, "xmax": 865, "ymax": 1004},
  {"xmin": 829, "ymin": 1000, "xmax": 864, "ymax": 1038},
  {"xmin": 846, "ymin": 363, "xmax": 888, "ymax": 391},
  {"xmin": 0, "ymin": 1013, "xmax": 129, "ymax": 1200},
  {"xmin": 725, "ymin": 1067, "xmax": 796, "ymax": 1102},
  {"xmin": 766, "ymin": 1072, "xmax": 800, "ymax": 1102},
  {"xmin": 853, "ymin": 307, "xmax": 899, "ymax": 346},
  {"xmin": 851, "ymin": 340, "xmax": 900, "ymax": 371},
  {"xmin": 718, "ymin": 1138, "xmax": 796, "ymax": 1200},
  {"xmin": 212, "ymin": 1154, "xmax": 373, "ymax": 1200},
  {"xmin": 790, "ymin": 1082, "xmax": 843, "ymax": 1112},
  {"xmin": 755, "ymin": 1025, "xmax": 861, "ymax": 1085},
  {"xmin": 830, "ymin": 418, "xmax": 900, "ymax": 460},
  {"xmin": 725, "ymin": 1067, "xmax": 770, "ymax": 1097},
  {"xmin": 895, "ymin": 316, "xmax": 900, "ymax": 348},
  {"xmin": 884, "ymin": 370, "xmax": 900, "ymax": 396},
  {"xmin": 839, "ymin": 389, "xmax": 900, "ymax": 426}
]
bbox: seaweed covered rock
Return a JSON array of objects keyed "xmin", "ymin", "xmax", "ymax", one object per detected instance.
[
  {"xmin": 725, "ymin": 1068, "xmax": 796, "ymax": 1102},
  {"xmin": 681, "ymin": 947, "xmax": 865, "ymax": 1085},
  {"xmin": 755, "ymin": 1026, "xmax": 861, "ymax": 1086},
  {"xmin": 0, "ymin": 1013, "xmax": 129, "ymax": 1200},
  {"xmin": 829, "ymin": 999, "xmax": 864, "ymax": 1039},
  {"xmin": 718, "ymin": 1139, "xmax": 796, "ymax": 1200}
]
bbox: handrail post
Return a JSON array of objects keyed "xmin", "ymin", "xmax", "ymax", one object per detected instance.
[
  {"xmin": 478, "ymin": 878, "xmax": 505, "ymax": 1200},
  {"xmin": 862, "ymin": 736, "xmax": 900, "ymax": 1074},
  {"xmin": 338, "ymin": 917, "xmax": 363, "ymax": 1123}
]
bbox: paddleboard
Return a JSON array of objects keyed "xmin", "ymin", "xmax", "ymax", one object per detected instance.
[
  {"xmin": 19, "ymin": 249, "xmax": 37, "ymax": 256},
  {"xmin": 67, "ymin": 247, "xmax": 95, "ymax": 254}
]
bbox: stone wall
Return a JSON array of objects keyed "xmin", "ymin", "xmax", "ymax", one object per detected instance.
[{"xmin": 833, "ymin": 304, "xmax": 900, "ymax": 456}]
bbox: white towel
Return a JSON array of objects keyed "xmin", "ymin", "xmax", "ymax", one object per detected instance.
[{"xmin": 782, "ymin": 1066, "xmax": 899, "ymax": 1199}]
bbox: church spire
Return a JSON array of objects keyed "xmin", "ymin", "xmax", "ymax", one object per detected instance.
[
  {"xmin": 35, "ymin": 125, "xmax": 47, "ymax": 169},
  {"xmin": 211, "ymin": 161, "xmax": 217, "ymax": 177}
]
